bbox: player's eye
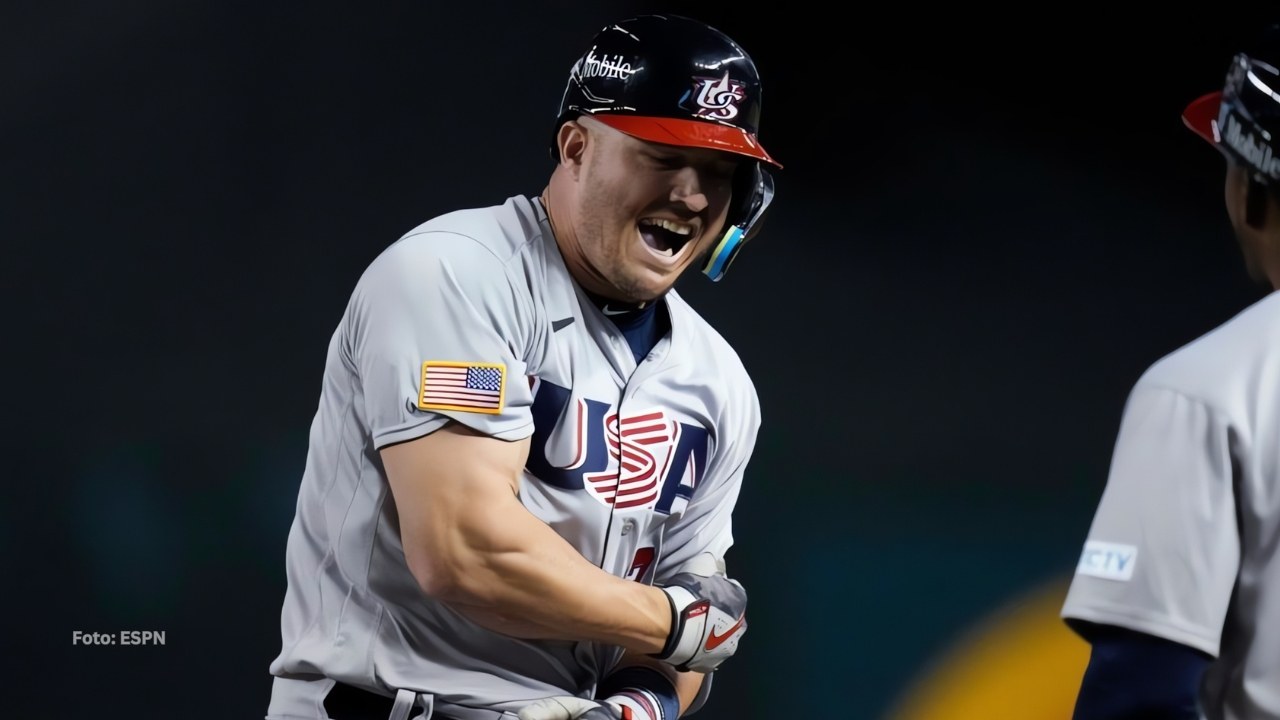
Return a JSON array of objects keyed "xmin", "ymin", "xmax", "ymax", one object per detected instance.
[
  {"xmin": 709, "ymin": 164, "xmax": 736, "ymax": 182},
  {"xmin": 649, "ymin": 154, "xmax": 684, "ymax": 169}
]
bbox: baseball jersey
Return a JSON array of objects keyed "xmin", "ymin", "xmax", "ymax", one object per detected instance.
[
  {"xmin": 1061, "ymin": 290, "xmax": 1280, "ymax": 719},
  {"xmin": 268, "ymin": 194, "xmax": 761, "ymax": 716}
]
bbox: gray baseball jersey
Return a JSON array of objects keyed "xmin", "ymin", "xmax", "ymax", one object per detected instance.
[
  {"xmin": 268, "ymin": 194, "xmax": 760, "ymax": 716},
  {"xmin": 1061, "ymin": 290, "xmax": 1280, "ymax": 719}
]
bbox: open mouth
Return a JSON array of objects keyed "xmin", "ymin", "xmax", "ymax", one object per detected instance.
[{"xmin": 638, "ymin": 217, "xmax": 697, "ymax": 260}]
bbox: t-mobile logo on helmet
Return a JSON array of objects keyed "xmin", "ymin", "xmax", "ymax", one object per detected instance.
[
  {"xmin": 579, "ymin": 50, "xmax": 636, "ymax": 81},
  {"xmin": 1223, "ymin": 112, "xmax": 1280, "ymax": 179},
  {"xmin": 687, "ymin": 72, "xmax": 746, "ymax": 121}
]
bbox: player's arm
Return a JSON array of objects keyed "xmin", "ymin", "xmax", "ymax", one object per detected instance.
[
  {"xmin": 356, "ymin": 235, "xmax": 741, "ymax": 665},
  {"xmin": 606, "ymin": 652, "xmax": 704, "ymax": 716},
  {"xmin": 354, "ymin": 235, "xmax": 669, "ymax": 651},
  {"xmin": 516, "ymin": 653, "xmax": 702, "ymax": 720},
  {"xmin": 1060, "ymin": 383, "xmax": 1237, "ymax": 717},
  {"xmin": 381, "ymin": 422, "xmax": 672, "ymax": 653},
  {"xmin": 1068, "ymin": 623, "xmax": 1209, "ymax": 720}
]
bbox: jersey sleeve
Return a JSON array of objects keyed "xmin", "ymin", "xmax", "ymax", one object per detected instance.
[
  {"xmin": 654, "ymin": 381, "xmax": 761, "ymax": 581},
  {"xmin": 348, "ymin": 231, "xmax": 536, "ymax": 449},
  {"xmin": 1060, "ymin": 382, "xmax": 1240, "ymax": 657}
]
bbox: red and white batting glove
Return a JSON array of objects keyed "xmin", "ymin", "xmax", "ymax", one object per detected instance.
[
  {"xmin": 517, "ymin": 667, "xmax": 679, "ymax": 720},
  {"xmin": 515, "ymin": 695, "xmax": 656, "ymax": 720},
  {"xmin": 653, "ymin": 571, "xmax": 748, "ymax": 673}
]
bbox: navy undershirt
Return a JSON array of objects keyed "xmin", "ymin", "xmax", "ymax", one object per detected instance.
[
  {"xmin": 599, "ymin": 300, "xmax": 668, "ymax": 365},
  {"xmin": 1070, "ymin": 623, "xmax": 1210, "ymax": 719}
]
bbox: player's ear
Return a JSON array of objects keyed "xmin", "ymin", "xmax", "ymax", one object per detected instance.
[{"xmin": 556, "ymin": 120, "xmax": 589, "ymax": 177}]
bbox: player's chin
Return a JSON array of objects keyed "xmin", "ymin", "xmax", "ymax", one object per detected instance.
[
  {"xmin": 602, "ymin": 265, "xmax": 671, "ymax": 303},
  {"xmin": 627, "ymin": 254, "xmax": 697, "ymax": 297},
  {"xmin": 616, "ymin": 272, "xmax": 675, "ymax": 302}
]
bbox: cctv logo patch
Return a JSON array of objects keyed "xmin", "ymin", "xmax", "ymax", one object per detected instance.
[
  {"xmin": 1076, "ymin": 540, "xmax": 1138, "ymax": 582},
  {"xmin": 686, "ymin": 71, "xmax": 747, "ymax": 121}
]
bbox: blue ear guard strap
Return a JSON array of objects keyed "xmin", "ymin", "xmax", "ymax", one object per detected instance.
[
  {"xmin": 702, "ymin": 225, "xmax": 745, "ymax": 282},
  {"xmin": 700, "ymin": 164, "xmax": 774, "ymax": 281}
]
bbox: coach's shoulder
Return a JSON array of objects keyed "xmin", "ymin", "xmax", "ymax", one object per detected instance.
[{"xmin": 1137, "ymin": 290, "xmax": 1280, "ymax": 411}]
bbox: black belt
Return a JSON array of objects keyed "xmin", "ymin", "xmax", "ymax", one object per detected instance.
[{"xmin": 324, "ymin": 682, "xmax": 431, "ymax": 720}]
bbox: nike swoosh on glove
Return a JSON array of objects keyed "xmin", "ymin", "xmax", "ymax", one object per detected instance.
[{"xmin": 653, "ymin": 571, "xmax": 748, "ymax": 672}]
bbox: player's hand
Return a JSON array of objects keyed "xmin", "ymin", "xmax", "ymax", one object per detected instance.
[
  {"xmin": 516, "ymin": 696, "xmax": 636, "ymax": 720},
  {"xmin": 652, "ymin": 571, "xmax": 747, "ymax": 673}
]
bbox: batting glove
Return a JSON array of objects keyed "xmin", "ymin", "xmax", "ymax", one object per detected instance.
[
  {"xmin": 652, "ymin": 571, "xmax": 748, "ymax": 673},
  {"xmin": 518, "ymin": 666, "xmax": 679, "ymax": 720},
  {"xmin": 516, "ymin": 695, "xmax": 651, "ymax": 720}
]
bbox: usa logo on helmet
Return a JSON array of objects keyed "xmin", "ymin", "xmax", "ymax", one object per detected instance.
[{"xmin": 686, "ymin": 71, "xmax": 747, "ymax": 121}]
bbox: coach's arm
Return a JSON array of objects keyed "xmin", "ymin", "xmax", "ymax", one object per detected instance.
[{"xmin": 381, "ymin": 422, "xmax": 674, "ymax": 653}]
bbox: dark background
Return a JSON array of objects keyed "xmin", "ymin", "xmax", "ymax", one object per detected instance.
[{"xmin": 6, "ymin": 2, "xmax": 1278, "ymax": 718}]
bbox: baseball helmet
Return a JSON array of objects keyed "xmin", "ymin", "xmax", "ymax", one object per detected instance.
[
  {"xmin": 1183, "ymin": 24, "xmax": 1280, "ymax": 183},
  {"xmin": 551, "ymin": 14, "xmax": 781, "ymax": 281}
]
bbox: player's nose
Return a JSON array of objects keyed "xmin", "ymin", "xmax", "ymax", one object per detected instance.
[{"xmin": 669, "ymin": 167, "xmax": 710, "ymax": 214}]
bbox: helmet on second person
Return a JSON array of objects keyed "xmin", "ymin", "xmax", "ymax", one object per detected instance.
[{"xmin": 1183, "ymin": 24, "xmax": 1280, "ymax": 183}]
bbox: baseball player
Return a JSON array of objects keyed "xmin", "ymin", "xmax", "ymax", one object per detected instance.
[
  {"xmin": 1060, "ymin": 24, "xmax": 1280, "ymax": 720},
  {"xmin": 265, "ymin": 14, "xmax": 780, "ymax": 720}
]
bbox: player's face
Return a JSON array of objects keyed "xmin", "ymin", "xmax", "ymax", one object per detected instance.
[{"xmin": 573, "ymin": 120, "xmax": 737, "ymax": 302}]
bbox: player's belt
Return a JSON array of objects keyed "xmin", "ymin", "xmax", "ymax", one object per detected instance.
[
  {"xmin": 325, "ymin": 682, "xmax": 432, "ymax": 720},
  {"xmin": 325, "ymin": 681, "xmax": 510, "ymax": 720}
]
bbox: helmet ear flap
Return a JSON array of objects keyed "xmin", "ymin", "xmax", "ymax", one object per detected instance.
[
  {"xmin": 737, "ymin": 163, "xmax": 775, "ymax": 244},
  {"xmin": 701, "ymin": 163, "xmax": 775, "ymax": 281}
]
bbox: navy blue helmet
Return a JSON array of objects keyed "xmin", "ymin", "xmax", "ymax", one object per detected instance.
[{"xmin": 553, "ymin": 14, "xmax": 781, "ymax": 281}]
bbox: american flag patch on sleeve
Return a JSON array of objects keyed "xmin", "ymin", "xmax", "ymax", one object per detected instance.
[{"xmin": 417, "ymin": 361, "xmax": 507, "ymax": 415}]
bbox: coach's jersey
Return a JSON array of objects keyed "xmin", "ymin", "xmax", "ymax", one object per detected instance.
[
  {"xmin": 1061, "ymin": 290, "xmax": 1280, "ymax": 720},
  {"xmin": 269, "ymin": 195, "xmax": 760, "ymax": 715}
]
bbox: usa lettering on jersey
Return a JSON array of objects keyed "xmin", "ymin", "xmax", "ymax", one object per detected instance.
[{"xmin": 527, "ymin": 379, "xmax": 708, "ymax": 515}]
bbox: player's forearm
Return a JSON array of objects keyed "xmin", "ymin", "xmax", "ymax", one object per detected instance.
[
  {"xmin": 614, "ymin": 651, "xmax": 704, "ymax": 715},
  {"xmin": 418, "ymin": 498, "xmax": 672, "ymax": 653},
  {"xmin": 442, "ymin": 605, "xmax": 565, "ymax": 639},
  {"xmin": 675, "ymin": 670, "xmax": 703, "ymax": 715}
]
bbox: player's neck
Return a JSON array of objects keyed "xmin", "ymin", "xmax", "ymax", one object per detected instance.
[
  {"xmin": 539, "ymin": 184, "xmax": 587, "ymax": 283},
  {"xmin": 538, "ymin": 183, "xmax": 636, "ymax": 306},
  {"xmin": 1254, "ymin": 222, "xmax": 1280, "ymax": 291},
  {"xmin": 1264, "ymin": 233, "xmax": 1280, "ymax": 291}
]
